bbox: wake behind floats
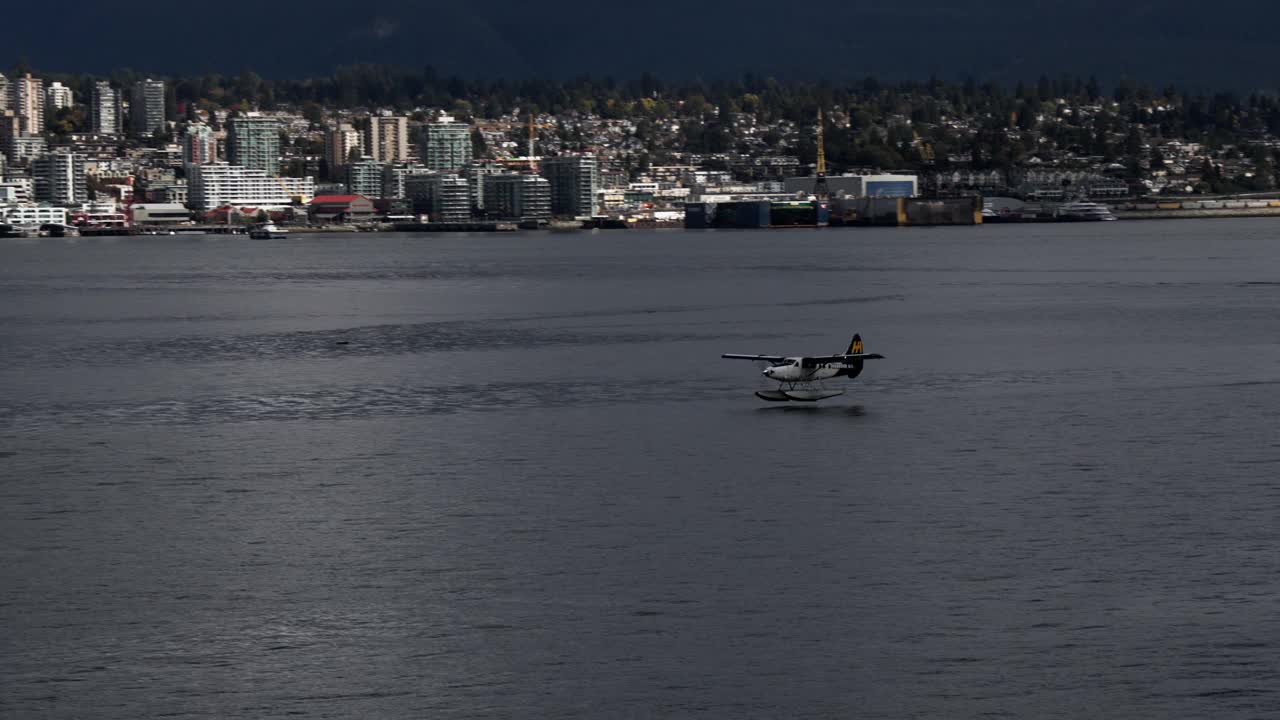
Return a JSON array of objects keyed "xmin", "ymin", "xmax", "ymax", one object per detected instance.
[{"xmin": 723, "ymin": 334, "xmax": 884, "ymax": 402}]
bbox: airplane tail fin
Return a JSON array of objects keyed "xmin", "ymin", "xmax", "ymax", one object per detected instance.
[{"xmin": 842, "ymin": 334, "xmax": 865, "ymax": 379}]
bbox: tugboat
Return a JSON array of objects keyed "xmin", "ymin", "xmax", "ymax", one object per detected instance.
[{"xmin": 248, "ymin": 222, "xmax": 289, "ymax": 239}]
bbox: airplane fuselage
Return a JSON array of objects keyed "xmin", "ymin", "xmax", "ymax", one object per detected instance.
[{"xmin": 763, "ymin": 359, "xmax": 854, "ymax": 383}]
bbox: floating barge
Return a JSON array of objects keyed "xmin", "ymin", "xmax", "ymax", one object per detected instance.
[
  {"xmin": 829, "ymin": 197, "xmax": 984, "ymax": 226},
  {"xmin": 392, "ymin": 221, "xmax": 518, "ymax": 232},
  {"xmin": 684, "ymin": 200, "xmax": 829, "ymax": 229}
]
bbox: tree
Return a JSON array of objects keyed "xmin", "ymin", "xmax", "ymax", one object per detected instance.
[
  {"xmin": 300, "ymin": 102, "xmax": 324, "ymax": 128},
  {"xmin": 49, "ymin": 106, "xmax": 86, "ymax": 138}
]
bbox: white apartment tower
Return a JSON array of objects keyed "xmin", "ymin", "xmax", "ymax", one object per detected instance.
[
  {"xmin": 324, "ymin": 122, "xmax": 363, "ymax": 174},
  {"xmin": 8, "ymin": 74, "xmax": 45, "ymax": 135},
  {"xmin": 91, "ymin": 82, "xmax": 124, "ymax": 136},
  {"xmin": 45, "ymin": 82, "xmax": 74, "ymax": 111}
]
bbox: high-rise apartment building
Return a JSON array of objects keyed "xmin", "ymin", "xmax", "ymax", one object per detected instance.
[
  {"xmin": 91, "ymin": 82, "xmax": 124, "ymax": 136},
  {"xmin": 32, "ymin": 152, "xmax": 87, "ymax": 205},
  {"xmin": 45, "ymin": 82, "xmax": 73, "ymax": 111},
  {"xmin": 421, "ymin": 122, "xmax": 473, "ymax": 172},
  {"xmin": 345, "ymin": 157, "xmax": 384, "ymax": 198},
  {"xmin": 482, "ymin": 174, "xmax": 551, "ymax": 221},
  {"xmin": 464, "ymin": 160, "xmax": 506, "ymax": 212},
  {"xmin": 540, "ymin": 154, "xmax": 599, "ymax": 217},
  {"xmin": 367, "ymin": 116, "xmax": 410, "ymax": 164},
  {"xmin": 8, "ymin": 74, "xmax": 45, "ymax": 136},
  {"xmin": 404, "ymin": 173, "xmax": 470, "ymax": 222},
  {"xmin": 130, "ymin": 79, "xmax": 166, "ymax": 137},
  {"xmin": 0, "ymin": 111, "xmax": 19, "ymax": 141},
  {"xmin": 3, "ymin": 135, "xmax": 47, "ymax": 164},
  {"xmin": 381, "ymin": 163, "xmax": 430, "ymax": 200},
  {"xmin": 227, "ymin": 116, "xmax": 281, "ymax": 175},
  {"xmin": 182, "ymin": 124, "xmax": 218, "ymax": 165},
  {"xmin": 324, "ymin": 122, "xmax": 362, "ymax": 174}
]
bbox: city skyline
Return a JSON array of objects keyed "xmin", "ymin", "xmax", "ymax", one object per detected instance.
[{"xmin": 6, "ymin": 60, "xmax": 1280, "ymax": 232}]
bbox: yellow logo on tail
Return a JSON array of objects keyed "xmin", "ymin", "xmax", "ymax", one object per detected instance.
[{"xmin": 850, "ymin": 337, "xmax": 863, "ymax": 354}]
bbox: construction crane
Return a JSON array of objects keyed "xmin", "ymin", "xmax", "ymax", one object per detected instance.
[
  {"xmin": 814, "ymin": 109, "xmax": 829, "ymax": 200},
  {"xmin": 518, "ymin": 112, "xmax": 556, "ymax": 173}
]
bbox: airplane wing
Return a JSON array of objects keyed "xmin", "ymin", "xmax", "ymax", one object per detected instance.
[
  {"xmin": 808, "ymin": 353, "xmax": 886, "ymax": 363},
  {"xmin": 722, "ymin": 354, "xmax": 788, "ymax": 362}
]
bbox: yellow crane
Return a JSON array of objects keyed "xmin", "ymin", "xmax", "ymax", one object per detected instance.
[
  {"xmin": 526, "ymin": 113, "xmax": 555, "ymax": 173},
  {"xmin": 913, "ymin": 129, "xmax": 936, "ymax": 165},
  {"xmin": 814, "ymin": 108, "xmax": 829, "ymax": 199}
]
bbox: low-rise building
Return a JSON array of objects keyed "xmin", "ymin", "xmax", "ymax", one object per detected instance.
[
  {"xmin": 187, "ymin": 163, "xmax": 314, "ymax": 210},
  {"xmin": 308, "ymin": 194, "xmax": 376, "ymax": 223},
  {"xmin": 0, "ymin": 180, "xmax": 33, "ymax": 204},
  {"xmin": 130, "ymin": 203, "xmax": 191, "ymax": 225},
  {"xmin": 2, "ymin": 204, "xmax": 68, "ymax": 227}
]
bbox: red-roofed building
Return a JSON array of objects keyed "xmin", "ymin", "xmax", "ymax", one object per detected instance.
[{"xmin": 308, "ymin": 194, "xmax": 376, "ymax": 223}]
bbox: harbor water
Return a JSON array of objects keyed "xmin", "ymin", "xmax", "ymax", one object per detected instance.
[{"xmin": 3, "ymin": 220, "xmax": 1280, "ymax": 718}]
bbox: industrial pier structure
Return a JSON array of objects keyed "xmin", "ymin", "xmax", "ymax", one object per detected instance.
[{"xmin": 683, "ymin": 110, "xmax": 980, "ymax": 229}]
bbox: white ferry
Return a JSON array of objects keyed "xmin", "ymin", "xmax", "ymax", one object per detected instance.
[{"xmin": 1055, "ymin": 201, "xmax": 1118, "ymax": 221}]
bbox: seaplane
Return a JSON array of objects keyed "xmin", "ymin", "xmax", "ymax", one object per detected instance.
[{"xmin": 723, "ymin": 334, "xmax": 885, "ymax": 402}]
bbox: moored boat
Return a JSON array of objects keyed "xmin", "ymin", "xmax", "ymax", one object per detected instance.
[{"xmin": 248, "ymin": 222, "xmax": 288, "ymax": 239}]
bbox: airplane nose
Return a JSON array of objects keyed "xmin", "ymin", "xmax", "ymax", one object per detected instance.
[{"xmin": 762, "ymin": 368, "xmax": 772, "ymax": 377}]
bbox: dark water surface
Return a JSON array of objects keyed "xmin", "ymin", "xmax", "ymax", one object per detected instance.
[{"xmin": 4, "ymin": 222, "xmax": 1280, "ymax": 718}]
